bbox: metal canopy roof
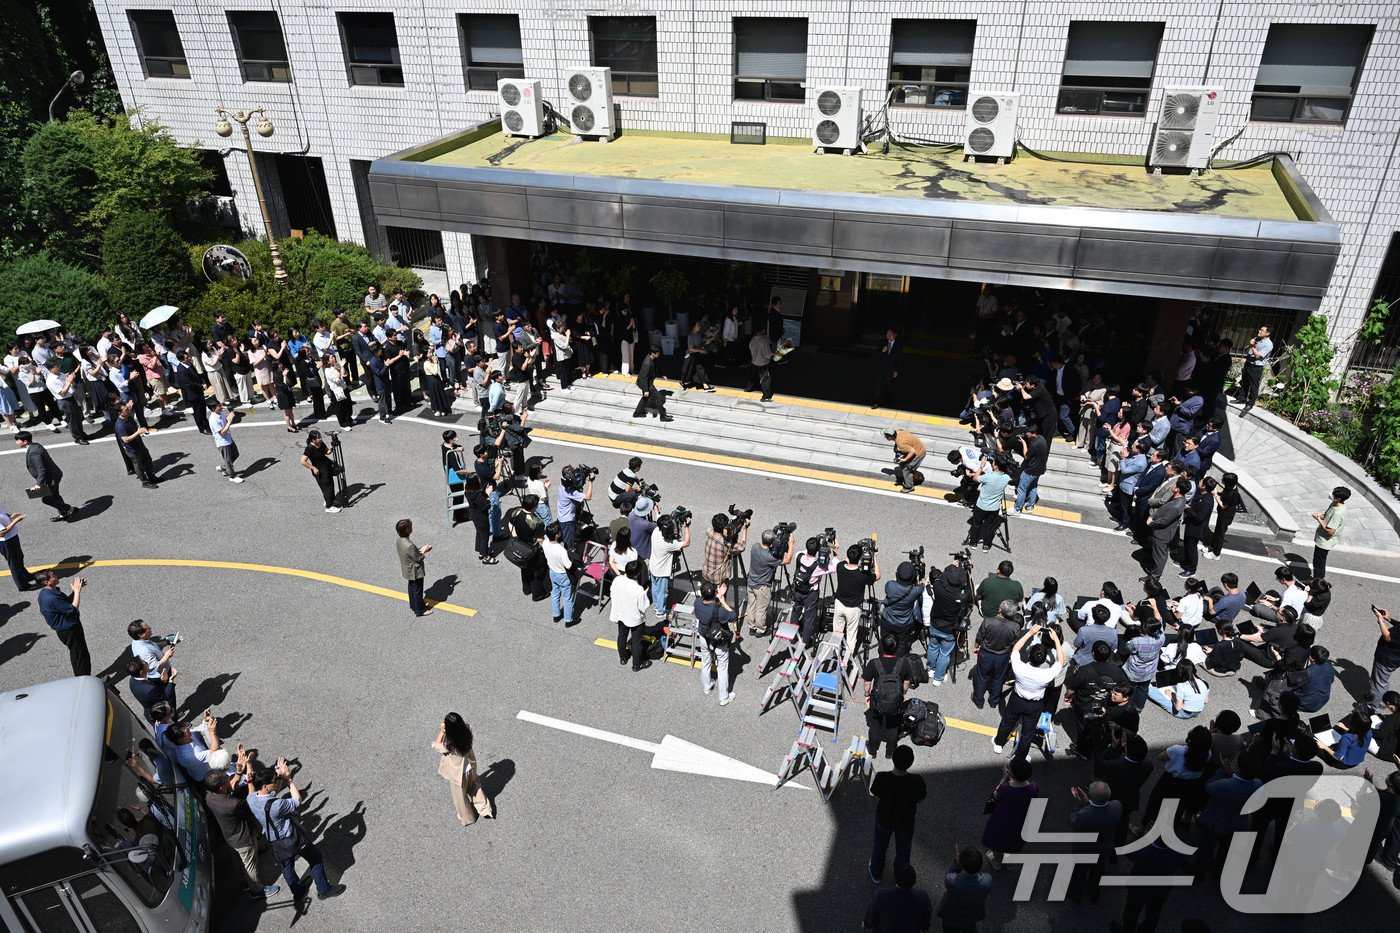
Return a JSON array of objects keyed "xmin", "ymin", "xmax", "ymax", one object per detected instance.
[{"xmin": 370, "ymin": 120, "xmax": 1340, "ymax": 310}]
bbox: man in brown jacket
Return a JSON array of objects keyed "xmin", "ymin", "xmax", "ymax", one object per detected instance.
[{"xmin": 882, "ymin": 428, "xmax": 926, "ymax": 493}]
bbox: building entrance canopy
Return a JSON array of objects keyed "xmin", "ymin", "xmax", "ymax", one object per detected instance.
[{"xmin": 369, "ymin": 121, "xmax": 1339, "ymax": 311}]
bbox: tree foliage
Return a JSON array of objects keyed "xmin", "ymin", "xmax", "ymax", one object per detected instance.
[
  {"xmin": 20, "ymin": 121, "xmax": 99, "ymax": 265},
  {"xmin": 186, "ymin": 232, "xmax": 421, "ymax": 336},
  {"xmin": 1271, "ymin": 314, "xmax": 1338, "ymax": 421},
  {"xmin": 102, "ymin": 210, "xmax": 197, "ymax": 318},
  {"xmin": 67, "ymin": 110, "xmax": 212, "ymax": 229},
  {"xmin": 0, "ymin": 253, "xmax": 107, "ymax": 339},
  {"xmin": 1371, "ymin": 368, "xmax": 1400, "ymax": 488},
  {"xmin": 649, "ymin": 265, "xmax": 689, "ymax": 320}
]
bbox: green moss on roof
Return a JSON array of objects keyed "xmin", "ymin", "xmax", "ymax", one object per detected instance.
[{"xmin": 416, "ymin": 130, "xmax": 1299, "ymax": 220}]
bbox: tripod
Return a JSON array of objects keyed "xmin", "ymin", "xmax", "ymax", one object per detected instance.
[
  {"xmin": 995, "ymin": 500, "xmax": 1012, "ymax": 552},
  {"xmin": 853, "ymin": 582, "xmax": 879, "ymax": 665},
  {"xmin": 946, "ymin": 604, "xmax": 974, "ymax": 684},
  {"xmin": 328, "ymin": 432, "xmax": 349, "ymax": 504}
]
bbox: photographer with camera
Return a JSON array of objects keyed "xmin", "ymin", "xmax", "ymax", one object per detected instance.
[
  {"xmin": 649, "ymin": 510, "xmax": 691, "ymax": 621},
  {"xmin": 881, "ymin": 428, "xmax": 926, "ymax": 494},
  {"xmin": 1064, "ymin": 641, "xmax": 1129, "ymax": 759},
  {"xmin": 966, "ymin": 457, "xmax": 1010, "ymax": 552},
  {"xmin": 1012, "ymin": 425, "xmax": 1049, "ymax": 515},
  {"xmin": 473, "ymin": 444, "xmax": 505, "ymax": 539},
  {"xmin": 628, "ymin": 497, "xmax": 659, "ymax": 561},
  {"xmin": 249, "ymin": 758, "xmax": 346, "ymax": 903},
  {"xmin": 881, "ymin": 559, "xmax": 924, "ymax": 658},
  {"xmin": 505, "ymin": 493, "xmax": 549, "ymax": 601},
  {"xmin": 833, "ymin": 541, "xmax": 880, "ymax": 657},
  {"xmin": 608, "ymin": 457, "xmax": 645, "ymax": 508},
  {"xmin": 791, "ymin": 533, "xmax": 839, "ymax": 646},
  {"xmin": 744, "ymin": 525, "xmax": 796, "ymax": 637},
  {"xmin": 925, "ymin": 558, "xmax": 973, "ymax": 686},
  {"xmin": 946, "ymin": 446, "xmax": 985, "ymax": 507},
  {"xmin": 299, "ymin": 430, "xmax": 342, "ymax": 513},
  {"xmin": 703, "ymin": 509, "xmax": 750, "ymax": 586},
  {"xmin": 694, "ymin": 581, "xmax": 737, "ymax": 705},
  {"xmin": 993, "ymin": 624, "xmax": 1065, "ymax": 760},
  {"xmin": 556, "ymin": 465, "xmax": 596, "ymax": 551},
  {"xmin": 1019, "ymin": 376, "xmax": 1057, "ymax": 441}
]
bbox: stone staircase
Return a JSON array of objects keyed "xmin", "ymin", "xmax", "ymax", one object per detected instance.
[{"xmin": 525, "ymin": 374, "xmax": 1208, "ymax": 528}]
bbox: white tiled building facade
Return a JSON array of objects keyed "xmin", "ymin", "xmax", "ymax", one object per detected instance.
[{"xmin": 95, "ymin": 1, "xmax": 1400, "ymax": 355}]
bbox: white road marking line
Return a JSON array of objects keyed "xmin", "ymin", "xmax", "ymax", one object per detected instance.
[{"xmin": 516, "ymin": 710, "xmax": 808, "ymax": 790}]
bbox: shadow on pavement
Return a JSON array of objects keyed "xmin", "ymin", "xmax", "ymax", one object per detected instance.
[{"xmin": 0, "ymin": 631, "xmax": 43, "ymax": 667}]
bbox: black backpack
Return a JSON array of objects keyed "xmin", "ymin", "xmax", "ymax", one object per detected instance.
[
  {"xmin": 911, "ymin": 703, "xmax": 946, "ymax": 746},
  {"xmin": 872, "ymin": 658, "xmax": 904, "ymax": 716}
]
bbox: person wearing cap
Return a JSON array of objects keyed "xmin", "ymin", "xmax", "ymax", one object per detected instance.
[
  {"xmin": 882, "ymin": 428, "xmax": 926, "ymax": 494},
  {"xmin": 627, "ymin": 496, "xmax": 658, "ymax": 561},
  {"xmin": 881, "ymin": 561, "xmax": 923, "ymax": 657},
  {"xmin": 925, "ymin": 563, "xmax": 972, "ymax": 684}
]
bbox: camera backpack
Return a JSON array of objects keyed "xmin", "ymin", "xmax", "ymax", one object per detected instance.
[
  {"xmin": 911, "ymin": 705, "xmax": 946, "ymax": 747},
  {"xmin": 872, "ymin": 659, "xmax": 905, "ymax": 716}
]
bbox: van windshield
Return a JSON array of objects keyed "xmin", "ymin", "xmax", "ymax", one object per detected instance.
[{"xmin": 86, "ymin": 699, "xmax": 179, "ymax": 908}]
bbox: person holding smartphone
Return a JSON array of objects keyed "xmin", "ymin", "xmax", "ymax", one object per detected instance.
[{"xmin": 1370, "ymin": 606, "xmax": 1400, "ymax": 710}]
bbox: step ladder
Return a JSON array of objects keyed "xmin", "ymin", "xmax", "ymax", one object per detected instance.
[
  {"xmin": 756, "ymin": 621, "xmax": 804, "ymax": 678},
  {"xmin": 443, "ymin": 464, "xmax": 467, "ymax": 525},
  {"xmin": 661, "ymin": 602, "xmax": 701, "ymax": 667},
  {"xmin": 775, "ymin": 725, "xmax": 839, "ymax": 795},
  {"xmin": 758, "ymin": 655, "xmax": 801, "ymax": 715},
  {"xmin": 798, "ymin": 668, "xmax": 843, "ymax": 736},
  {"xmin": 836, "ymin": 735, "xmax": 875, "ymax": 799}
]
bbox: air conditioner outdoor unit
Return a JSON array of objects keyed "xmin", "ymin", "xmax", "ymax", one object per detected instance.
[
  {"xmin": 1149, "ymin": 87, "xmax": 1223, "ymax": 172},
  {"xmin": 498, "ymin": 78, "xmax": 546, "ymax": 138},
  {"xmin": 564, "ymin": 66, "xmax": 615, "ymax": 141},
  {"xmin": 963, "ymin": 91, "xmax": 1021, "ymax": 161},
  {"xmin": 811, "ymin": 86, "xmax": 863, "ymax": 154}
]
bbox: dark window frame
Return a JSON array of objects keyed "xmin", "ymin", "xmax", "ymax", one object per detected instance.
[
  {"xmin": 1056, "ymin": 21, "xmax": 1164, "ymax": 117},
  {"xmin": 129, "ymin": 9, "xmax": 190, "ymax": 79},
  {"xmin": 886, "ymin": 19, "xmax": 976, "ymax": 111},
  {"xmin": 1249, "ymin": 23, "xmax": 1375, "ymax": 127},
  {"xmin": 228, "ymin": 10, "xmax": 291, "ymax": 83},
  {"xmin": 338, "ymin": 11, "xmax": 404, "ymax": 88},
  {"xmin": 732, "ymin": 17, "xmax": 808, "ymax": 103},
  {"xmin": 458, "ymin": 13, "xmax": 525, "ymax": 92},
  {"xmin": 588, "ymin": 16, "xmax": 659, "ymax": 98}
]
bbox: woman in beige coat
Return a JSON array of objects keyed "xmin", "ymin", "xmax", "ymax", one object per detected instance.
[{"xmin": 432, "ymin": 712, "xmax": 494, "ymax": 825}]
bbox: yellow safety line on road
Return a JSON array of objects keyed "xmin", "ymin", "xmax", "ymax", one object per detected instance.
[
  {"xmin": 532, "ymin": 427, "xmax": 1083, "ymax": 523},
  {"xmin": 591, "ymin": 372, "xmax": 1079, "ymax": 445},
  {"xmin": 593, "ymin": 637, "xmax": 699, "ymax": 667},
  {"xmin": 4, "ymin": 559, "xmax": 477, "ymax": 617}
]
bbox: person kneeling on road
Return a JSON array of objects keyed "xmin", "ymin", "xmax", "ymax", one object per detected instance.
[{"xmin": 695, "ymin": 581, "xmax": 737, "ymax": 706}]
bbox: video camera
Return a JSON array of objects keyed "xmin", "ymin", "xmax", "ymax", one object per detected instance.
[
  {"xmin": 857, "ymin": 537, "xmax": 878, "ymax": 575},
  {"xmin": 816, "ymin": 527, "xmax": 837, "ymax": 569},
  {"xmin": 906, "ymin": 545, "xmax": 927, "ymax": 583},
  {"xmin": 668, "ymin": 505, "xmax": 692, "ymax": 530},
  {"xmin": 723, "ymin": 504, "xmax": 752, "ymax": 544},
  {"xmin": 561, "ymin": 464, "xmax": 598, "ymax": 492},
  {"xmin": 770, "ymin": 521, "xmax": 796, "ymax": 559},
  {"xmin": 486, "ymin": 412, "xmax": 532, "ymax": 451}
]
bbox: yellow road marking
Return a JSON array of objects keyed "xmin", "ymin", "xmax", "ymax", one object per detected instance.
[
  {"xmin": 532, "ymin": 427, "xmax": 1083, "ymax": 523},
  {"xmin": 594, "ymin": 636, "xmax": 699, "ymax": 667},
  {"xmin": 5, "ymin": 559, "xmax": 477, "ymax": 617}
]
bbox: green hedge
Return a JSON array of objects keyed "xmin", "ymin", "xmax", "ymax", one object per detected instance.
[{"xmin": 0, "ymin": 253, "xmax": 107, "ymax": 342}]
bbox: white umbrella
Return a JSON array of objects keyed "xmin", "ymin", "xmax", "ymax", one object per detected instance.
[
  {"xmin": 139, "ymin": 305, "xmax": 180, "ymax": 330},
  {"xmin": 16, "ymin": 319, "xmax": 61, "ymax": 336}
]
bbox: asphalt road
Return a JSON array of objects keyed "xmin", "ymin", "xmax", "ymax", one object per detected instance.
[{"xmin": 2, "ymin": 401, "xmax": 1398, "ymax": 932}]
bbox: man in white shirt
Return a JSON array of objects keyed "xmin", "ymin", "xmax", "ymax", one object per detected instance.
[
  {"xmin": 993, "ymin": 624, "xmax": 1065, "ymax": 759},
  {"xmin": 1250, "ymin": 567, "xmax": 1307, "ymax": 624},
  {"xmin": 1074, "ymin": 584, "xmax": 1134, "ymax": 632},
  {"xmin": 165, "ymin": 713, "xmax": 226, "ymax": 782},
  {"xmin": 609, "ymin": 560, "xmax": 652, "ymax": 671},
  {"xmin": 542, "ymin": 523, "xmax": 575, "ymax": 625},
  {"xmin": 209, "ymin": 400, "xmax": 242, "ymax": 482},
  {"xmin": 648, "ymin": 513, "xmax": 690, "ymax": 620},
  {"xmin": 44, "ymin": 362, "xmax": 88, "ymax": 444},
  {"xmin": 95, "ymin": 328, "xmax": 115, "ymax": 361},
  {"xmin": 311, "ymin": 322, "xmax": 334, "ymax": 358}
]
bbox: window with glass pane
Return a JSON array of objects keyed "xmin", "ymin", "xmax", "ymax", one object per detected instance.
[
  {"xmin": 1251, "ymin": 23, "xmax": 1373, "ymax": 125},
  {"xmin": 1057, "ymin": 21, "xmax": 1163, "ymax": 116},
  {"xmin": 734, "ymin": 18, "xmax": 807, "ymax": 102},
  {"xmin": 339, "ymin": 12, "xmax": 403, "ymax": 87},
  {"xmin": 460, "ymin": 14, "xmax": 523, "ymax": 92},
  {"xmin": 129, "ymin": 10, "xmax": 189, "ymax": 79},
  {"xmin": 888, "ymin": 20, "xmax": 974, "ymax": 109},
  {"xmin": 590, "ymin": 16, "xmax": 658, "ymax": 97},
  {"xmin": 229, "ymin": 11, "xmax": 290, "ymax": 83}
]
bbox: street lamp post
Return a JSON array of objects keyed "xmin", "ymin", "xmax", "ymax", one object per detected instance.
[
  {"xmin": 47, "ymin": 70, "xmax": 85, "ymax": 121},
  {"xmin": 213, "ymin": 107, "xmax": 288, "ymax": 284}
]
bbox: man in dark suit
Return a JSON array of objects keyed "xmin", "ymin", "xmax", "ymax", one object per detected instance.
[
  {"xmin": 1067, "ymin": 781, "xmax": 1123, "ymax": 904},
  {"xmin": 16, "ymin": 431, "xmax": 76, "ymax": 521},
  {"xmin": 1048, "ymin": 357, "xmax": 1082, "ymax": 440},
  {"xmin": 1146, "ymin": 478, "xmax": 1190, "ymax": 579},
  {"xmin": 872, "ymin": 328, "xmax": 902, "ymax": 409},
  {"xmin": 1108, "ymin": 836, "xmax": 1183, "ymax": 933},
  {"xmin": 352, "ymin": 322, "xmax": 377, "ymax": 401},
  {"xmin": 172, "ymin": 351, "xmax": 211, "ymax": 435},
  {"xmin": 1250, "ymin": 735, "xmax": 1324, "ymax": 865},
  {"xmin": 1194, "ymin": 339, "xmax": 1234, "ymax": 419},
  {"xmin": 1131, "ymin": 449, "xmax": 1170, "ymax": 534},
  {"xmin": 632, "ymin": 347, "xmax": 672, "ymax": 421},
  {"xmin": 1096, "ymin": 732, "xmax": 1155, "ymax": 848}
]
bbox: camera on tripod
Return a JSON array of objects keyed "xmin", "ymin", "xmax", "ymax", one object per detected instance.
[
  {"xmin": 770, "ymin": 521, "xmax": 797, "ymax": 559},
  {"xmin": 668, "ymin": 505, "xmax": 692, "ymax": 529},
  {"xmin": 561, "ymin": 464, "xmax": 598, "ymax": 492},
  {"xmin": 815, "ymin": 527, "xmax": 837, "ymax": 569},
  {"xmin": 906, "ymin": 545, "xmax": 927, "ymax": 583},
  {"xmin": 722, "ymin": 504, "xmax": 752, "ymax": 544},
  {"xmin": 857, "ymin": 537, "xmax": 878, "ymax": 574},
  {"xmin": 948, "ymin": 547, "xmax": 972, "ymax": 568}
]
